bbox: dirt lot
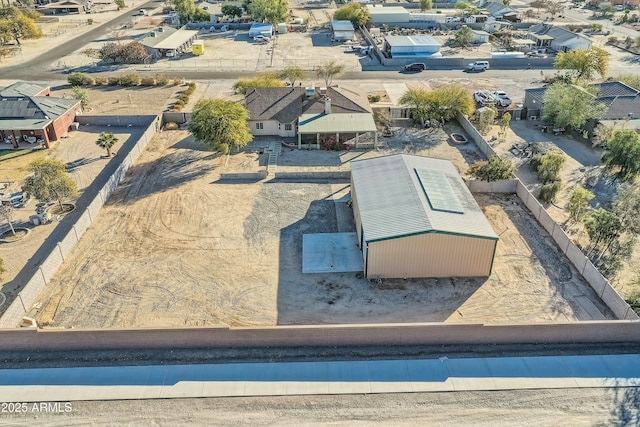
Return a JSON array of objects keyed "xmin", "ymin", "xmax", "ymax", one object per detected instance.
[{"xmin": 32, "ymin": 123, "xmax": 614, "ymax": 329}]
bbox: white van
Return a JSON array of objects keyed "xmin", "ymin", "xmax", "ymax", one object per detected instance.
[{"xmin": 467, "ymin": 61, "xmax": 489, "ymax": 71}]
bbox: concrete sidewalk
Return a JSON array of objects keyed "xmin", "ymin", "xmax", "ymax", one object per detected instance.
[{"xmin": 1, "ymin": 354, "xmax": 640, "ymax": 401}]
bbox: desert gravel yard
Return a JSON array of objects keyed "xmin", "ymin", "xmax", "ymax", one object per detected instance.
[{"xmin": 31, "ymin": 126, "xmax": 614, "ymax": 329}]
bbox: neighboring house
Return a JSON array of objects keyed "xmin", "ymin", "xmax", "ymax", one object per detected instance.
[
  {"xmin": 482, "ymin": 1, "xmax": 517, "ymax": 19},
  {"xmin": 330, "ymin": 20, "xmax": 355, "ymax": 41},
  {"xmin": 244, "ymin": 86, "xmax": 376, "ymax": 148},
  {"xmin": 483, "ymin": 18, "xmax": 513, "ymax": 33},
  {"xmin": 0, "ymin": 82, "xmax": 81, "ymax": 149},
  {"xmin": 366, "ymin": 5, "xmax": 411, "ymax": 24},
  {"xmin": 139, "ymin": 27, "xmax": 199, "ymax": 59},
  {"xmin": 527, "ymin": 23, "xmax": 592, "ymax": 52},
  {"xmin": 41, "ymin": 0, "xmax": 89, "ymax": 14},
  {"xmin": 523, "ymin": 81, "xmax": 640, "ymax": 138},
  {"xmin": 351, "ymin": 154, "xmax": 499, "ymax": 279}
]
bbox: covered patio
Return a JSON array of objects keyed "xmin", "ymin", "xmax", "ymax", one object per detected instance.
[{"xmin": 297, "ymin": 113, "xmax": 378, "ymax": 150}]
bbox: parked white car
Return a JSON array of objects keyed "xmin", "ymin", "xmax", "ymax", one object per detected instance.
[
  {"xmin": 253, "ymin": 35, "xmax": 271, "ymax": 43},
  {"xmin": 473, "ymin": 90, "xmax": 496, "ymax": 106},
  {"xmin": 467, "ymin": 61, "xmax": 489, "ymax": 71},
  {"xmin": 492, "ymin": 91, "xmax": 512, "ymax": 107}
]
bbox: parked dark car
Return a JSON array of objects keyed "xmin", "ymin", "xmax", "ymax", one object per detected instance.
[{"xmin": 404, "ymin": 63, "xmax": 426, "ymax": 71}]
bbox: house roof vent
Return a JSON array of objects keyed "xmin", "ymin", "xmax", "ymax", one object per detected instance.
[
  {"xmin": 305, "ymin": 87, "xmax": 315, "ymax": 97},
  {"xmin": 319, "ymin": 87, "xmax": 327, "ymax": 95},
  {"xmin": 149, "ymin": 31, "xmax": 156, "ymax": 37},
  {"xmin": 158, "ymin": 27, "xmax": 165, "ymax": 32}
]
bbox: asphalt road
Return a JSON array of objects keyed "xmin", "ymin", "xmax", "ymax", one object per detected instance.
[{"xmin": 1, "ymin": 0, "xmax": 159, "ymax": 80}]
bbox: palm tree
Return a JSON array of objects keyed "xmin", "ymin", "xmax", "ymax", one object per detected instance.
[{"xmin": 95, "ymin": 132, "xmax": 118, "ymax": 157}]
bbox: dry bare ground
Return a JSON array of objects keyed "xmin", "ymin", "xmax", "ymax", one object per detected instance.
[{"xmin": 33, "ymin": 123, "xmax": 613, "ymax": 329}]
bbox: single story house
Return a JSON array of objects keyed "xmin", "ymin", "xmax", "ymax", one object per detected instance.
[
  {"xmin": 249, "ymin": 23, "xmax": 274, "ymax": 38},
  {"xmin": 527, "ymin": 23, "xmax": 592, "ymax": 52},
  {"xmin": 0, "ymin": 82, "xmax": 81, "ymax": 149},
  {"xmin": 523, "ymin": 81, "xmax": 640, "ymax": 138},
  {"xmin": 330, "ymin": 20, "xmax": 355, "ymax": 41},
  {"xmin": 351, "ymin": 154, "xmax": 499, "ymax": 279},
  {"xmin": 483, "ymin": 18, "xmax": 513, "ymax": 33},
  {"xmin": 244, "ymin": 86, "xmax": 376, "ymax": 148},
  {"xmin": 139, "ymin": 26, "xmax": 199, "ymax": 58},
  {"xmin": 482, "ymin": 1, "xmax": 517, "ymax": 18},
  {"xmin": 383, "ymin": 35, "xmax": 441, "ymax": 58},
  {"xmin": 41, "ymin": 0, "xmax": 89, "ymax": 14}
]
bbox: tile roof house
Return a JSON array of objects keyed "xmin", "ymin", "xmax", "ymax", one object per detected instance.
[
  {"xmin": 527, "ymin": 23, "xmax": 592, "ymax": 52},
  {"xmin": 245, "ymin": 86, "xmax": 376, "ymax": 148},
  {"xmin": 0, "ymin": 82, "xmax": 81, "ymax": 149}
]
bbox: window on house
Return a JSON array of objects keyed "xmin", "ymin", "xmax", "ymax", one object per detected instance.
[
  {"xmin": 285, "ymin": 124, "xmax": 292, "ymax": 131},
  {"xmin": 256, "ymin": 123, "xmax": 263, "ymax": 130}
]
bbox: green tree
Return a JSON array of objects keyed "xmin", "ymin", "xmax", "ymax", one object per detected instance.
[
  {"xmin": 95, "ymin": 132, "xmax": 118, "ymax": 157},
  {"xmin": 192, "ymin": 8, "xmax": 211, "ymax": 22},
  {"xmin": 173, "ymin": 0, "xmax": 196, "ymax": 25},
  {"xmin": 249, "ymin": 0, "xmax": 288, "ymax": 24},
  {"xmin": 535, "ymin": 151, "xmax": 565, "ymax": 184},
  {"xmin": 554, "ymin": 47, "xmax": 609, "ymax": 81},
  {"xmin": 221, "ymin": 4, "xmax": 243, "ymax": 18},
  {"xmin": 0, "ymin": 7, "xmax": 42, "ymax": 46},
  {"xmin": 454, "ymin": 25, "xmax": 473, "ymax": 48},
  {"xmin": 278, "ymin": 66, "xmax": 306, "ymax": 87},
  {"xmin": 114, "ymin": 0, "xmax": 125, "ymax": 9},
  {"xmin": 468, "ymin": 156, "xmax": 513, "ymax": 182},
  {"xmin": 188, "ymin": 99, "xmax": 253, "ymax": 153},
  {"xmin": 541, "ymin": 83, "xmax": 606, "ymax": 129},
  {"xmin": 568, "ymin": 186, "xmax": 594, "ymax": 222},
  {"xmin": 498, "ymin": 112, "xmax": 512, "ymax": 139},
  {"xmin": 315, "ymin": 61, "xmax": 345, "ymax": 88},
  {"xmin": 601, "ymin": 129, "xmax": 640, "ymax": 181},
  {"xmin": 478, "ymin": 106, "xmax": 496, "ymax": 134},
  {"xmin": 333, "ymin": 3, "xmax": 370, "ymax": 27},
  {"xmin": 23, "ymin": 158, "xmax": 78, "ymax": 211},
  {"xmin": 420, "ymin": 0, "xmax": 432, "ymax": 11},
  {"xmin": 72, "ymin": 86, "xmax": 89, "ymax": 109},
  {"xmin": 400, "ymin": 85, "xmax": 474, "ymax": 126},
  {"xmin": 0, "ymin": 204, "xmax": 16, "ymax": 236},
  {"xmin": 233, "ymin": 72, "xmax": 285, "ymax": 94},
  {"xmin": 539, "ymin": 181, "xmax": 562, "ymax": 203}
]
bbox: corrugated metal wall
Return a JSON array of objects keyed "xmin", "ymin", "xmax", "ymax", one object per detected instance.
[{"xmin": 366, "ymin": 233, "xmax": 496, "ymax": 279}]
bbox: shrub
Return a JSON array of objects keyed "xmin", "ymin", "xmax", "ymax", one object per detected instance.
[
  {"xmin": 183, "ymin": 87, "xmax": 194, "ymax": 96},
  {"xmin": 178, "ymin": 93, "xmax": 190, "ymax": 103},
  {"xmin": 87, "ymin": 18, "xmax": 93, "ymax": 25},
  {"xmin": 468, "ymin": 156, "xmax": 513, "ymax": 182},
  {"xmin": 68, "ymin": 72, "xmax": 92, "ymax": 86},
  {"xmin": 539, "ymin": 181, "xmax": 562, "ymax": 203},
  {"xmin": 174, "ymin": 99, "xmax": 186, "ymax": 107},
  {"xmin": 119, "ymin": 73, "xmax": 140, "ymax": 87},
  {"xmin": 107, "ymin": 76, "xmax": 120, "ymax": 86},
  {"xmin": 140, "ymin": 76, "xmax": 156, "ymax": 86},
  {"xmin": 536, "ymin": 151, "xmax": 565, "ymax": 184},
  {"xmin": 94, "ymin": 76, "xmax": 108, "ymax": 85},
  {"xmin": 154, "ymin": 73, "xmax": 170, "ymax": 85},
  {"xmin": 172, "ymin": 79, "xmax": 182, "ymax": 86},
  {"xmin": 164, "ymin": 122, "xmax": 179, "ymax": 130},
  {"xmin": 188, "ymin": 82, "xmax": 196, "ymax": 90},
  {"xmin": 608, "ymin": 36, "xmax": 619, "ymax": 44},
  {"xmin": 218, "ymin": 143, "xmax": 229, "ymax": 154},
  {"xmin": 368, "ymin": 95, "xmax": 380, "ymax": 102}
]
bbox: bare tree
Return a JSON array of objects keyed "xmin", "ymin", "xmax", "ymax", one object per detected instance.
[{"xmin": 0, "ymin": 204, "xmax": 16, "ymax": 236}]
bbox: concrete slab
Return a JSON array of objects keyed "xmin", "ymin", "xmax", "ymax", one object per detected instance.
[
  {"xmin": 326, "ymin": 361, "xmax": 371, "ymax": 394},
  {"xmin": 302, "ymin": 232, "xmax": 363, "ymax": 273},
  {"xmin": 444, "ymin": 358, "xmax": 496, "ymax": 391}
]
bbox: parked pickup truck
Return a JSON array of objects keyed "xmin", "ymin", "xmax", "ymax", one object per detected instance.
[
  {"xmin": 473, "ymin": 90, "xmax": 497, "ymax": 106},
  {"xmin": 492, "ymin": 91, "xmax": 512, "ymax": 107}
]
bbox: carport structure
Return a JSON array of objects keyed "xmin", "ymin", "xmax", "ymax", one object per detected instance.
[
  {"xmin": 297, "ymin": 113, "xmax": 377, "ymax": 149},
  {"xmin": 140, "ymin": 27, "xmax": 199, "ymax": 59}
]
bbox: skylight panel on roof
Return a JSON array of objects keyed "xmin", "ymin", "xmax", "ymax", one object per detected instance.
[{"xmin": 414, "ymin": 168, "xmax": 464, "ymax": 214}]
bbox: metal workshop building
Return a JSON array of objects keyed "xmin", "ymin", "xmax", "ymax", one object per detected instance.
[
  {"xmin": 383, "ymin": 35, "xmax": 441, "ymax": 58},
  {"xmin": 330, "ymin": 20, "xmax": 355, "ymax": 41},
  {"xmin": 350, "ymin": 155, "xmax": 498, "ymax": 279}
]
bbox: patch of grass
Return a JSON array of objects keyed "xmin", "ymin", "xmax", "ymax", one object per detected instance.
[{"xmin": 0, "ymin": 149, "xmax": 48, "ymax": 182}]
